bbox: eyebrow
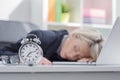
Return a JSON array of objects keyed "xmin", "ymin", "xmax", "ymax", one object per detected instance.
[{"xmin": 76, "ymin": 45, "xmax": 81, "ymax": 59}]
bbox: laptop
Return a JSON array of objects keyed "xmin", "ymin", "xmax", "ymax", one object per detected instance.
[{"xmin": 53, "ymin": 17, "xmax": 120, "ymax": 65}]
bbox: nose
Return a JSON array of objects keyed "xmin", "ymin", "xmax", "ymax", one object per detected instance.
[{"xmin": 72, "ymin": 52, "xmax": 80, "ymax": 59}]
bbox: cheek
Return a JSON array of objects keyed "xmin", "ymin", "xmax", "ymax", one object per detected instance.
[{"xmin": 61, "ymin": 42, "xmax": 73, "ymax": 55}]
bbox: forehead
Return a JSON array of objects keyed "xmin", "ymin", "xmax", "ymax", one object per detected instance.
[{"xmin": 68, "ymin": 35, "xmax": 90, "ymax": 48}]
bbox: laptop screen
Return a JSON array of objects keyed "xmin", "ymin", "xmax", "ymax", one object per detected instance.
[{"xmin": 96, "ymin": 17, "xmax": 120, "ymax": 64}]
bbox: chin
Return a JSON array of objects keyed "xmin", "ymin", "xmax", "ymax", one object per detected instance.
[{"xmin": 60, "ymin": 52, "xmax": 63, "ymax": 58}]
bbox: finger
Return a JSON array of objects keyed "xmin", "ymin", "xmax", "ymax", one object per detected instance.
[
  {"xmin": 88, "ymin": 59, "xmax": 94, "ymax": 62},
  {"xmin": 77, "ymin": 58, "xmax": 93, "ymax": 62},
  {"xmin": 39, "ymin": 61, "xmax": 50, "ymax": 65},
  {"xmin": 39, "ymin": 57, "xmax": 52, "ymax": 65},
  {"xmin": 43, "ymin": 58, "xmax": 52, "ymax": 64},
  {"xmin": 77, "ymin": 58, "xmax": 87, "ymax": 62}
]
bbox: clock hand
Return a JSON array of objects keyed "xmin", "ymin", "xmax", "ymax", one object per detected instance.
[
  {"xmin": 27, "ymin": 52, "xmax": 32, "ymax": 57},
  {"xmin": 27, "ymin": 50, "xmax": 37, "ymax": 57}
]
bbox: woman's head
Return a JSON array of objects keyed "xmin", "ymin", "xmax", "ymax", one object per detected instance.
[{"xmin": 60, "ymin": 28, "xmax": 104, "ymax": 62}]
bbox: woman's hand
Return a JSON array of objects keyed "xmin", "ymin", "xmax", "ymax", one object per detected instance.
[
  {"xmin": 39, "ymin": 57, "xmax": 52, "ymax": 65},
  {"xmin": 77, "ymin": 58, "xmax": 95, "ymax": 63}
]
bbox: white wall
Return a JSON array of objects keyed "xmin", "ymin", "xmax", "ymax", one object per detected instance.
[
  {"xmin": 0, "ymin": 0, "xmax": 31, "ymax": 22},
  {"xmin": 116, "ymin": 0, "xmax": 120, "ymax": 17},
  {"xmin": 31, "ymin": 0, "xmax": 48, "ymax": 29},
  {"xmin": 0, "ymin": 0, "xmax": 47, "ymax": 29}
]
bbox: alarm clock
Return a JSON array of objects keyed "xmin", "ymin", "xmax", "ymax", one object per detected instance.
[{"xmin": 18, "ymin": 34, "xmax": 43, "ymax": 66}]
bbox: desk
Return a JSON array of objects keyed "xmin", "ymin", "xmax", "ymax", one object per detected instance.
[{"xmin": 0, "ymin": 65, "xmax": 120, "ymax": 80}]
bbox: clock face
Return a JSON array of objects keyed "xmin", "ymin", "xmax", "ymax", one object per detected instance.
[{"xmin": 19, "ymin": 42, "xmax": 43, "ymax": 65}]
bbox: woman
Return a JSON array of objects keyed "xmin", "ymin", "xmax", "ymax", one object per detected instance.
[
  {"xmin": 0, "ymin": 28, "xmax": 104, "ymax": 65},
  {"xmin": 40, "ymin": 28, "xmax": 104, "ymax": 65}
]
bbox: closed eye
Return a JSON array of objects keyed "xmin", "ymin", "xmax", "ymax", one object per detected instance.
[
  {"xmin": 73, "ymin": 45, "xmax": 81, "ymax": 60},
  {"xmin": 74, "ymin": 45, "xmax": 79, "ymax": 52}
]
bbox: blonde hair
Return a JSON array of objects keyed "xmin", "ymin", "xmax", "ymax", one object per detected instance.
[{"xmin": 71, "ymin": 28, "xmax": 104, "ymax": 61}]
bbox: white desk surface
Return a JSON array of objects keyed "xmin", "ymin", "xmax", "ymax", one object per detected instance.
[
  {"xmin": 0, "ymin": 64, "xmax": 120, "ymax": 73},
  {"xmin": 0, "ymin": 64, "xmax": 120, "ymax": 80}
]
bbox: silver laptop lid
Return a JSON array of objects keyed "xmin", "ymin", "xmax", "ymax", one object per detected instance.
[{"xmin": 96, "ymin": 17, "xmax": 120, "ymax": 64}]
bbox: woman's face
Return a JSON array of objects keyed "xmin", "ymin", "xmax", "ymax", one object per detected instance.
[{"xmin": 60, "ymin": 34, "xmax": 90, "ymax": 61}]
